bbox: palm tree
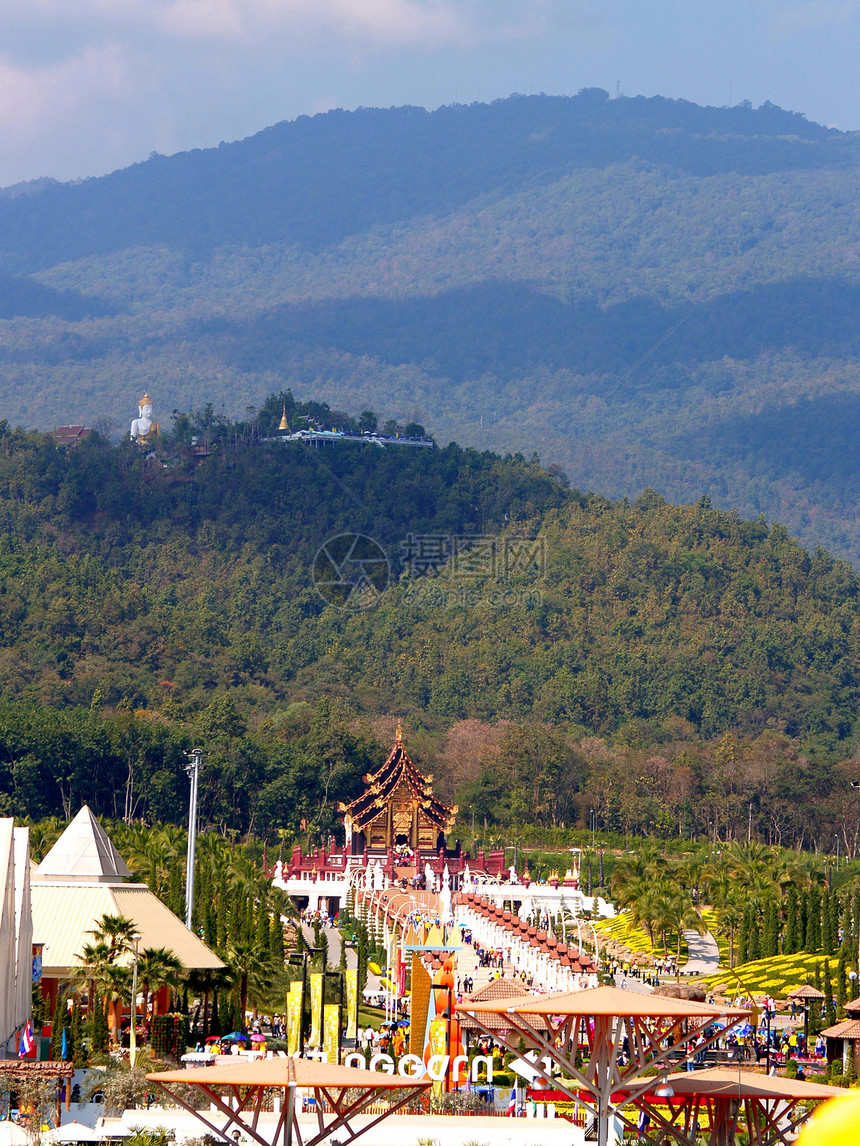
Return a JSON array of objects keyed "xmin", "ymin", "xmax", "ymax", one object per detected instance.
[
  {"xmin": 91, "ymin": 913, "xmax": 136, "ymax": 962},
  {"xmin": 101, "ymin": 964, "xmax": 131, "ymax": 1043},
  {"xmin": 628, "ymin": 883, "xmax": 665, "ymax": 949},
  {"xmin": 75, "ymin": 939, "xmax": 112, "ymax": 1017},
  {"xmin": 668, "ymin": 894, "xmax": 707, "ymax": 976},
  {"xmin": 137, "ymin": 947, "xmax": 184, "ymax": 1021},
  {"xmin": 715, "ymin": 894, "xmax": 746, "ymax": 967},
  {"xmin": 225, "ymin": 941, "xmax": 274, "ymax": 1027}
]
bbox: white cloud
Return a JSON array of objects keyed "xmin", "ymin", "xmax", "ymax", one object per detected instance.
[
  {"xmin": 157, "ymin": 0, "xmax": 560, "ymax": 50},
  {"xmin": 0, "ymin": 44, "xmax": 129, "ymax": 137},
  {"xmin": 0, "ymin": 0, "xmax": 563, "ymax": 57},
  {"xmin": 0, "ymin": 0, "xmax": 587, "ymax": 183},
  {"xmin": 158, "ymin": 0, "xmax": 246, "ymax": 40}
]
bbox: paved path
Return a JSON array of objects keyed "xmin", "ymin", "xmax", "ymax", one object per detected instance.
[
  {"xmin": 612, "ymin": 971, "xmax": 654, "ymax": 995},
  {"xmin": 299, "ymin": 921, "xmax": 389, "ymax": 993},
  {"xmin": 682, "ymin": 928, "xmax": 721, "ymax": 976}
]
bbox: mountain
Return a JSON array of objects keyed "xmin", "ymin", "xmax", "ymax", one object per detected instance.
[
  {"xmin": 0, "ymin": 416, "xmax": 859, "ymax": 843},
  {"xmin": 1, "ymin": 92, "xmax": 859, "ymax": 561}
]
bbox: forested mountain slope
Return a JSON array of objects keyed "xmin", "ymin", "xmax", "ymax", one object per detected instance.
[
  {"xmin": 1, "ymin": 92, "xmax": 860, "ymax": 561},
  {"xmin": 1, "ymin": 416, "xmax": 859, "ymax": 844}
]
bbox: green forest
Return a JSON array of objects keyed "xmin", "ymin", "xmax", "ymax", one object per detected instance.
[
  {"xmin": 2, "ymin": 406, "xmax": 860, "ymax": 852},
  {"xmin": 0, "ymin": 92, "xmax": 858, "ymax": 561}
]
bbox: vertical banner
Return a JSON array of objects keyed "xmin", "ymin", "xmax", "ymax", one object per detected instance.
[
  {"xmin": 409, "ymin": 954, "xmax": 432, "ymax": 1058},
  {"xmin": 345, "ymin": 968, "xmax": 358, "ymax": 1043},
  {"xmin": 428, "ymin": 1017, "xmax": 448, "ymax": 1098},
  {"xmin": 323, "ymin": 1003, "xmax": 340, "ymax": 1064},
  {"xmin": 287, "ymin": 981, "xmax": 302, "ymax": 1056},
  {"xmin": 308, "ymin": 973, "xmax": 323, "ymax": 1048}
]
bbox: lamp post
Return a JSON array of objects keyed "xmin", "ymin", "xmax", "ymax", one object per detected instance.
[
  {"xmin": 343, "ymin": 939, "xmax": 358, "ymax": 1050},
  {"xmin": 183, "ymin": 748, "xmax": 204, "ymax": 930},
  {"xmin": 590, "ymin": 807, "xmax": 595, "ymax": 852},
  {"xmin": 764, "ymin": 1003, "xmax": 772, "ymax": 1074},
  {"xmin": 129, "ymin": 932, "xmax": 142, "ymax": 1067}
]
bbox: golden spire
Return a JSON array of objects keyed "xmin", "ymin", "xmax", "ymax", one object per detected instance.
[
  {"xmin": 395, "ymin": 720, "xmax": 403, "ymax": 745},
  {"xmin": 278, "ymin": 404, "xmax": 289, "ymax": 431}
]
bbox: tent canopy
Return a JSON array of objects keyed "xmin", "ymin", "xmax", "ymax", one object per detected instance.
[
  {"xmin": 634, "ymin": 1067, "xmax": 838, "ymax": 1101},
  {"xmin": 457, "ymin": 984, "xmax": 750, "ymax": 1020},
  {"xmin": 148, "ymin": 1054, "xmax": 431, "ymax": 1146}
]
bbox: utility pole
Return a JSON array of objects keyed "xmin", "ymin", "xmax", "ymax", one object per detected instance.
[
  {"xmin": 184, "ymin": 748, "xmax": 204, "ymax": 930},
  {"xmin": 129, "ymin": 933, "xmax": 141, "ymax": 1066}
]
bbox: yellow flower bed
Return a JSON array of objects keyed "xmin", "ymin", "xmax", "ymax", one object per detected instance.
[
  {"xmin": 593, "ymin": 911, "xmax": 693, "ymax": 963},
  {"xmin": 698, "ymin": 951, "xmax": 833, "ymax": 997},
  {"xmin": 593, "ymin": 912, "xmax": 655, "ymax": 955}
]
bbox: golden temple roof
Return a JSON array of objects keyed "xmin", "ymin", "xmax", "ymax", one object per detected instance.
[{"xmin": 340, "ymin": 731, "xmax": 455, "ymax": 834}]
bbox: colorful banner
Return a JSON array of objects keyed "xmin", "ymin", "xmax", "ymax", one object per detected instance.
[
  {"xmin": 323, "ymin": 1003, "xmax": 339, "ymax": 1065},
  {"xmin": 409, "ymin": 953, "xmax": 432, "ymax": 1058},
  {"xmin": 309, "ymin": 973, "xmax": 323, "ymax": 1048},
  {"xmin": 287, "ymin": 981, "xmax": 302, "ymax": 1056},
  {"xmin": 345, "ymin": 968, "xmax": 358, "ymax": 1042},
  {"xmin": 428, "ymin": 1016, "xmax": 448, "ymax": 1098}
]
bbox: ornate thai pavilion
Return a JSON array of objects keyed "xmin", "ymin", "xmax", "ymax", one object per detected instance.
[{"xmin": 339, "ymin": 724, "xmax": 457, "ymax": 854}]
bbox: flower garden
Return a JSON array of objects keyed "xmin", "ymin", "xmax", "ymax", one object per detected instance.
[
  {"xmin": 593, "ymin": 911, "xmax": 688, "ymax": 963},
  {"xmin": 696, "ymin": 951, "xmax": 835, "ymax": 998}
]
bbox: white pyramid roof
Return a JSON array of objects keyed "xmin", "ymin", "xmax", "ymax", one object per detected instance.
[{"xmin": 34, "ymin": 806, "xmax": 131, "ymax": 883}]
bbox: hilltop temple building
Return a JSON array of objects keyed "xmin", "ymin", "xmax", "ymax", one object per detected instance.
[{"xmin": 269, "ymin": 727, "xmax": 613, "ymax": 922}]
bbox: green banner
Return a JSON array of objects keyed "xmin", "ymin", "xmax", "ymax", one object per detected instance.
[
  {"xmin": 345, "ymin": 968, "xmax": 358, "ymax": 1042},
  {"xmin": 323, "ymin": 1003, "xmax": 339, "ymax": 1065},
  {"xmin": 309, "ymin": 972, "xmax": 323, "ymax": 1048},
  {"xmin": 287, "ymin": 981, "xmax": 302, "ymax": 1056}
]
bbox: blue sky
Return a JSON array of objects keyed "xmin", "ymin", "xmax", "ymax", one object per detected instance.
[{"xmin": 1, "ymin": 0, "xmax": 859, "ymax": 187}]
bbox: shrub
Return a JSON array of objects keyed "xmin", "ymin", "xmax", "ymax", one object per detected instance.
[{"xmin": 150, "ymin": 1014, "xmax": 186, "ymax": 1060}]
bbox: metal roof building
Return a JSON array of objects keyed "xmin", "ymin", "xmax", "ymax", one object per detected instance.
[{"xmin": 31, "ymin": 807, "xmax": 223, "ymax": 990}]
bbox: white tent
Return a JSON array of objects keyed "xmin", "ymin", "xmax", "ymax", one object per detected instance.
[
  {"xmin": 44, "ymin": 1123, "xmax": 102, "ymax": 1143},
  {"xmin": 0, "ymin": 822, "xmax": 32, "ymax": 1056},
  {"xmin": 0, "ymin": 1122, "xmax": 29, "ymax": 1146}
]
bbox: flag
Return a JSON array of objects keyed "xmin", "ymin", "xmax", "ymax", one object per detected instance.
[
  {"xmin": 507, "ymin": 1085, "xmax": 517, "ymax": 1116},
  {"xmin": 18, "ymin": 1022, "xmax": 34, "ymax": 1057},
  {"xmin": 61, "ymin": 1027, "xmax": 68, "ymax": 1060}
]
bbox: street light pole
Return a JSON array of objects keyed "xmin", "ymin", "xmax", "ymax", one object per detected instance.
[
  {"xmin": 183, "ymin": 748, "xmax": 204, "ymax": 930},
  {"xmin": 764, "ymin": 1005, "xmax": 772, "ymax": 1074},
  {"xmin": 129, "ymin": 932, "xmax": 141, "ymax": 1067}
]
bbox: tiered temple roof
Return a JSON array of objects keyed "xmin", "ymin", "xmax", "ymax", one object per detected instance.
[{"xmin": 339, "ymin": 724, "xmax": 456, "ymax": 851}]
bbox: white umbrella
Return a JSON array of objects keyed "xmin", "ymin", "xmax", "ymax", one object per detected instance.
[
  {"xmin": 43, "ymin": 1123, "xmax": 101, "ymax": 1143},
  {"xmin": 0, "ymin": 1122, "xmax": 29, "ymax": 1146}
]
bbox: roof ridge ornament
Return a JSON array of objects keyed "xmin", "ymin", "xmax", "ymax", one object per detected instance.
[{"xmin": 395, "ymin": 719, "xmax": 403, "ymax": 745}]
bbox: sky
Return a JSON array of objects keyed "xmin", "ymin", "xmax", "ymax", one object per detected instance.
[{"xmin": 1, "ymin": 0, "xmax": 859, "ymax": 188}]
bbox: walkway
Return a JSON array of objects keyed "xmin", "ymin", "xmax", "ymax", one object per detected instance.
[{"xmin": 682, "ymin": 928, "xmax": 721, "ymax": 976}]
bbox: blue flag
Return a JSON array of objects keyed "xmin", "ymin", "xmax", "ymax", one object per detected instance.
[{"xmin": 61, "ymin": 1027, "xmax": 68, "ymax": 1060}]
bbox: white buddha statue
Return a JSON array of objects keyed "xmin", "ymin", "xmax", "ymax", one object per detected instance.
[{"xmin": 130, "ymin": 392, "xmax": 161, "ymax": 443}]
